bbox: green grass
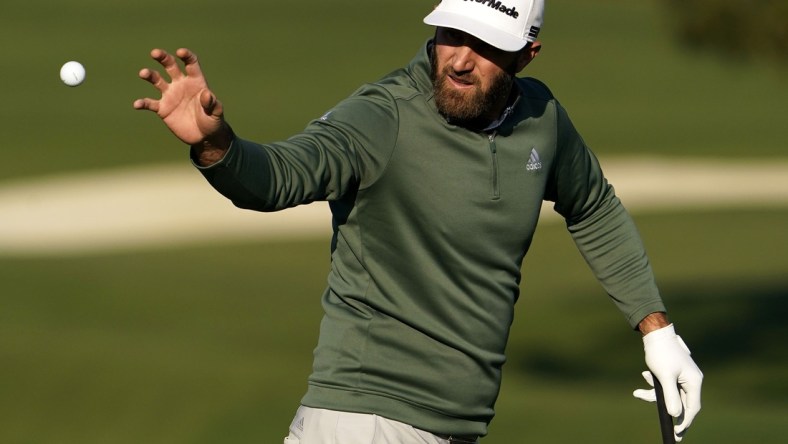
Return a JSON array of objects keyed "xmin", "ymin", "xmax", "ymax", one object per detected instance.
[
  {"xmin": 1, "ymin": 0, "xmax": 786, "ymax": 182},
  {"xmin": 2, "ymin": 208, "xmax": 787, "ymax": 443}
]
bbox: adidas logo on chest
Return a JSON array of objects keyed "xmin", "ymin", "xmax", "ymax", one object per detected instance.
[{"xmin": 526, "ymin": 147, "xmax": 542, "ymax": 171}]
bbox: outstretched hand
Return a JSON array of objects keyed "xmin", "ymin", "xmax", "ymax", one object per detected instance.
[{"xmin": 133, "ymin": 48, "xmax": 231, "ymax": 163}]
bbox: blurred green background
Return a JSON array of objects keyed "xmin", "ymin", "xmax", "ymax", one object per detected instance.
[{"xmin": 1, "ymin": 0, "xmax": 786, "ymax": 443}]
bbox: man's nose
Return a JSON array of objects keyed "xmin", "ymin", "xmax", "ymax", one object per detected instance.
[{"xmin": 451, "ymin": 46, "xmax": 476, "ymax": 73}]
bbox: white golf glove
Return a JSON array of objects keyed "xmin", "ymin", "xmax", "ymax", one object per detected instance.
[{"xmin": 633, "ymin": 324, "xmax": 703, "ymax": 442}]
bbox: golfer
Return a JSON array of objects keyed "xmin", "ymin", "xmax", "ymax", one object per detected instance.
[{"xmin": 134, "ymin": 1, "xmax": 703, "ymax": 442}]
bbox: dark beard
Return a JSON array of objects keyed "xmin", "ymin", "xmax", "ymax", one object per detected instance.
[{"xmin": 430, "ymin": 45, "xmax": 514, "ymax": 128}]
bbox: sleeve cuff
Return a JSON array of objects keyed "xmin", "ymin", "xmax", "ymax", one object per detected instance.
[{"xmin": 189, "ymin": 134, "xmax": 236, "ymax": 170}]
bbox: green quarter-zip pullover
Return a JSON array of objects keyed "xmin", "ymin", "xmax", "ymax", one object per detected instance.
[{"xmin": 196, "ymin": 40, "xmax": 665, "ymax": 437}]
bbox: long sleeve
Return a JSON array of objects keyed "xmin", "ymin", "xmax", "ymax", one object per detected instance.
[
  {"xmin": 193, "ymin": 83, "xmax": 400, "ymax": 212},
  {"xmin": 546, "ymin": 103, "xmax": 666, "ymax": 328}
]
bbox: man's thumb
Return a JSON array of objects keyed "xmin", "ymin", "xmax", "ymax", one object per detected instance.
[{"xmin": 200, "ymin": 89, "xmax": 223, "ymax": 117}]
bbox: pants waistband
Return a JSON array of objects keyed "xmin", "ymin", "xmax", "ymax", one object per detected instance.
[{"xmin": 434, "ymin": 434, "xmax": 479, "ymax": 443}]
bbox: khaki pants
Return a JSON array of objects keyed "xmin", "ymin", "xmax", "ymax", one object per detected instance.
[{"xmin": 283, "ymin": 406, "xmax": 477, "ymax": 444}]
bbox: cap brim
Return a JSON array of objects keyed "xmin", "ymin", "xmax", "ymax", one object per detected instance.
[{"xmin": 424, "ymin": 10, "xmax": 528, "ymax": 52}]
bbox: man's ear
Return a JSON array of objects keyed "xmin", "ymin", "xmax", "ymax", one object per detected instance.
[{"xmin": 516, "ymin": 41, "xmax": 542, "ymax": 72}]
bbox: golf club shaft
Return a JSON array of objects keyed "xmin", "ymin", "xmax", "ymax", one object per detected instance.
[{"xmin": 652, "ymin": 374, "xmax": 676, "ymax": 444}]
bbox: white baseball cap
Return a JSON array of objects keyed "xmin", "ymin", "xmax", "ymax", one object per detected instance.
[{"xmin": 423, "ymin": 0, "xmax": 544, "ymax": 52}]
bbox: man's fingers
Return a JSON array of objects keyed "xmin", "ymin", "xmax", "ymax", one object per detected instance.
[
  {"xmin": 660, "ymin": 378, "xmax": 684, "ymax": 418},
  {"xmin": 151, "ymin": 48, "xmax": 184, "ymax": 80},
  {"xmin": 675, "ymin": 381, "xmax": 701, "ymax": 435},
  {"xmin": 138, "ymin": 68, "xmax": 169, "ymax": 93},
  {"xmin": 141, "ymin": 48, "xmax": 204, "ymax": 88},
  {"xmin": 132, "ymin": 98, "xmax": 159, "ymax": 113},
  {"xmin": 632, "ymin": 388, "xmax": 656, "ymax": 403},
  {"xmin": 176, "ymin": 48, "xmax": 204, "ymax": 79},
  {"xmin": 632, "ymin": 371, "xmax": 656, "ymax": 402}
]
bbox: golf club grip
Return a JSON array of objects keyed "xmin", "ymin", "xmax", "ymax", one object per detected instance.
[{"xmin": 652, "ymin": 375, "xmax": 676, "ymax": 444}]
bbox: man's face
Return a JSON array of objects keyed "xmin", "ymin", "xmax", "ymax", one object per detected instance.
[{"xmin": 431, "ymin": 27, "xmax": 532, "ymax": 126}]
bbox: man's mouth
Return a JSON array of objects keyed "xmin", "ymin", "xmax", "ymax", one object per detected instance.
[{"xmin": 448, "ymin": 73, "xmax": 475, "ymax": 88}]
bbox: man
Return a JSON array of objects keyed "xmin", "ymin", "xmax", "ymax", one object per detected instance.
[{"xmin": 133, "ymin": 0, "xmax": 703, "ymax": 442}]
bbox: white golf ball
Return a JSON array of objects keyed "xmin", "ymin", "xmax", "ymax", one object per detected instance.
[{"xmin": 60, "ymin": 61, "xmax": 86, "ymax": 87}]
